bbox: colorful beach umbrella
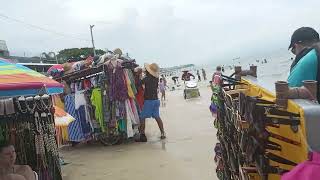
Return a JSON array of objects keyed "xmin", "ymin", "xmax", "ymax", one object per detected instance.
[
  {"xmin": 47, "ymin": 64, "xmax": 64, "ymax": 78},
  {"xmin": 0, "ymin": 58, "xmax": 64, "ymax": 97}
]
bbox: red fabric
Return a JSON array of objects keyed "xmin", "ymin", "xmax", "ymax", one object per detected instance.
[
  {"xmin": 83, "ymin": 79, "xmax": 91, "ymax": 89},
  {"xmin": 136, "ymin": 87, "xmax": 144, "ymax": 111}
]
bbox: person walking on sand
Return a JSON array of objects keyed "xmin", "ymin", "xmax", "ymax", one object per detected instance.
[
  {"xmin": 202, "ymin": 68, "xmax": 207, "ymax": 80},
  {"xmin": 136, "ymin": 63, "xmax": 166, "ymax": 142},
  {"xmin": 159, "ymin": 78, "xmax": 167, "ymax": 101},
  {"xmin": 212, "ymin": 66, "xmax": 222, "ymax": 86},
  {"xmin": 197, "ymin": 70, "xmax": 201, "ymax": 81},
  {"xmin": 161, "ymin": 74, "xmax": 167, "ymax": 87},
  {"xmin": 287, "ymin": 27, "xmax": 320, "ymax": 102}
]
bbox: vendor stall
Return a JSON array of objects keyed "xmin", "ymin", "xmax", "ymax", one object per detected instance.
[
  {"xmin": 0, "ymin": 58, "xmax": 63, "ymax": 180},
  {"xmin": 211, "ymin": 66, "xmax": 320, "ymax": 180},
  {"xmin": 55, "ymin": 50, "xmax": 140, "ymax": 145}
]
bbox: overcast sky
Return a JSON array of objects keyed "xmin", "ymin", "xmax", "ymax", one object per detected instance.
[{"xmin": 1, "ymin": 0, "xmax": 320, "ymax": 67}]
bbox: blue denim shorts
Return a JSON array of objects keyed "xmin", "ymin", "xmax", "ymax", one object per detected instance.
[{"xmin": 140, "ymin": 100, "xmax": 160, "ymax": 119}]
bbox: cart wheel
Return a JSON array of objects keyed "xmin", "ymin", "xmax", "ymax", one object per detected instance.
[{"xmin": 99, "ymin": 131, "xmax": 123, "ymax": 146}]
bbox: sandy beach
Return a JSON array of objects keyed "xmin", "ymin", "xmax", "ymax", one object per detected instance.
[{"xmin": 60, "ymin": 84, "xmax": 218, "ymax": 180}]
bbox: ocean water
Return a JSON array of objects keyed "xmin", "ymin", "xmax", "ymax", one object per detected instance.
[
  {"xmin": 201, "ymin": 53, "xmax": 293, "ymax": 92},
  {"xmin": 165, "ymin": 52, "xmax": 293, "ymax": 94}
]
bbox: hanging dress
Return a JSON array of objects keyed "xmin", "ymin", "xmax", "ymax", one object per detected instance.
[{"xmin": 65, "ymin": 94, "xmax": 85, "ymax": 142}]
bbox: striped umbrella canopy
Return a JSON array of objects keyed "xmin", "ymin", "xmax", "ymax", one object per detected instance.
[{"xmin": 0, "ymin": 58, "xmax": 64, "ymax": 97}]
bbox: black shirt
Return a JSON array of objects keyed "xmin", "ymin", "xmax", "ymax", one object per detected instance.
[{"xmin": 143, "ymin": 75, "xmax": 159, "ymax": 100}]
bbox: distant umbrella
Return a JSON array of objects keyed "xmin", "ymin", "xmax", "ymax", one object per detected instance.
[{"xmin": 47, "ymin": 64, "xmax": 64, "ymax": 78}]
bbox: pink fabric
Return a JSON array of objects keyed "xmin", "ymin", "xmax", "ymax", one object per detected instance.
[
  {"xmin": 281, "ymin": 152, "xmax": 320, "ymax": 180},
  {"xmin": 212, "ymin": 72, "xmax": 222, "ymax": 85}
]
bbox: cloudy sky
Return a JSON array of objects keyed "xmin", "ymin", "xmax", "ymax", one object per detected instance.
[{"xmin": 1, "ymin": 0, "xmax": 319, "ymax": 67}]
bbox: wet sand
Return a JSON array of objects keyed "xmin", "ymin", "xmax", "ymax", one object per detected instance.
[{"xmin": 61, "ymin": 85, "xmax": 218, "ymax": 180}]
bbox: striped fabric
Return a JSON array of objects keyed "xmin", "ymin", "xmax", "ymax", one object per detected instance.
[
  {"xmin": 0, "ymin": 58, "xmax": 63, "ymax": 97},
  {"xmin": 65, "ymin": 95, "xmax": 84, "ymax": 142}
]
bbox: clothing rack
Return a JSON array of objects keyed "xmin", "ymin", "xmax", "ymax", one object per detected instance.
[
  {"xmin": 55, "ymin": 64, "xmax": 107, "ymax": 82},
  {"xmin": 54, "ymin": 60, "xmax": 140, "ymax": 146}
]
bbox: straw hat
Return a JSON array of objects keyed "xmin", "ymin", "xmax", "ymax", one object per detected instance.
[
  {"xmin": 113, "ymin": 48, "xmax": 123, "ymax": 57},
  {"xmin": 145, "ymin": 63, "xmax": 160, "ymax": 78}
]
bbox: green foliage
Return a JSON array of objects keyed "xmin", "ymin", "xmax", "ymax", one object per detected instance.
[{"xmin": 57, "ymin": 47, "xmax": 105, "ymax": 62}]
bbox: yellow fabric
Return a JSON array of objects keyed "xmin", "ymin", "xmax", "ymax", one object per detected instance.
[
  {"xmin": 55, "ymin": 126, "xmax": 69, "ymax": 147},
  {"xmin": 125, "ymin": 70, "xmax": 135, "ymax": 98},
  {"xmin": 61, "ymin": 126, "xmax": 69, "ymax": 142},
  {"xmin": 241, "ymin": 78, "xmax": 308, "ymax": 177}
]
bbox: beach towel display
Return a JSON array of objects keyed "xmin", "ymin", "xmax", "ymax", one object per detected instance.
[{"xmin": 55, "ymin": 51, "xmax": 140, "ymax": 145}]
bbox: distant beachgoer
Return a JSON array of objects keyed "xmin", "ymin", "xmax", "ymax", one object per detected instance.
[
  {"xmin": 287, "ymin": 27, "xmax": 320, "ymax": 101},
  {"xmin": 212, "ymin": 66, "xmax": 222, "ymax": 85},
  {"xmin": 137, "ymin": 63, "xmax": 166, "ymax": 142},
  {"xmin": 0, "ymin": 143, "xmax": 36, "ymax": 180},
  {"xmin": 181, "ymin": 71, "xmax": 195, "ymax": 81},
  {"xmin": 202, "ymin": 69, "xmax": 207, "ymax": 80},
  {"xmin": 159, "ymin": 78, "xmax": 167, "ymax": 101},
  {"xmin": 161, "ymin": 74, "xmax": 167, "ymax": 87},
  {"xmin": 197, "ymin": 70, "xmax": 201, "ymax": 81},
  {"xmin": 221, "ymin": 67, "xmax": 225, "ymax": 73},
  {"xmin": 172, "ymin": 76, "xmax": 179, "ymax": 85}
]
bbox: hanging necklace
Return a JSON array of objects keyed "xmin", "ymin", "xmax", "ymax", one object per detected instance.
[
  {"xmin": 16, "ymin": 97, "xmax": 28, "ymax": 113},
  {"xmin": 25, "ymin": 97, "xmax": 36, "ymax": 113},
  {"xmin": 40, "ymin": 95, "xmax": 52, "ymax": 110},
  {"xmin": 34, "ymin": 95, "xmax": 43, "ymax": 111}
]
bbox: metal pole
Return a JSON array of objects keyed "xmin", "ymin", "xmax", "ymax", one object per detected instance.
[{"xmin": 90, "ymin": 25, "xmax": 96, "ymax": 56}]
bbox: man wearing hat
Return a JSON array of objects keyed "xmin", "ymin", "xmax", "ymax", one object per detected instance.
[
  {"xmin": 288, "ymin": 27, "xmax": 320, "ymax": 86},
  {"xmin": 137, "ymin": 63, "xmax": 166, "ymax": 142}
]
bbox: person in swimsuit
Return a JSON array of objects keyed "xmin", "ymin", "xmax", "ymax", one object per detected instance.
[{"xmin": 0, "ymin": 143, "xmax": 36, "ymax": 180}]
